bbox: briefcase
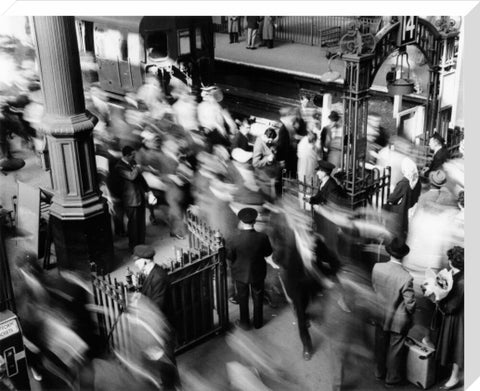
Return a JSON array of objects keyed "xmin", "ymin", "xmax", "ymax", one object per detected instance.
[{"xmin": 405, "ymin": 338, "xmax": 436, "ymax": 389}]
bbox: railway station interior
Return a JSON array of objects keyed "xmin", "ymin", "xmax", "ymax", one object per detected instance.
[{"xmin": 0, "ymin": 10, "xmax": 474, "ymax": 391}]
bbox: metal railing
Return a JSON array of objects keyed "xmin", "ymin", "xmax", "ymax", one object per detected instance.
[
  {"xmin": 167, "ymin": 245, "xmax": 228, "ymax": 354},
  {"xmin": 364, "ymin": 166, "xmax": 392, "ymax": 210},
  {"xmin": 281, "ymin": 165, "xmax": 391, "ymax": 212},
  {"xmin": 281, "ymin": 173, "xmax": 319, "ymax": 225},
  {"xmin": 216, "ymin": 16, "xmax": 383, "ymax": 46},
  {"xmin": 90, "ymin": 266, "xmax": 130, "ymax": 356},
  {"xmin": 90, "ymin": 209, "xmax": 229, "ymax": 356}
]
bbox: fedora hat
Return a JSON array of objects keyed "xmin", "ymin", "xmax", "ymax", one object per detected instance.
[
  {"xmin": 328, "ymin": 110, "xmax": 340, "ymax": 122},
  {"xmin": 238, "ymin": 207, "xmax": 258, "ymax": 224},
  {"xmin": 201, "ymin": 85, "xmax": 224, "ymax": 102},
  {"xmin": 385, "ymin": 238, "xmax": 410, "ymax": 260},
  {"xmin": 429, "ymin": 170, "xmax": 447, "ymax": 187}
]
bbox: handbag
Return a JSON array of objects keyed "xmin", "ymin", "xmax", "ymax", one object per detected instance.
[{"xmin": 147, "ymin": 191, "xmax": 158, "ymax": 206}]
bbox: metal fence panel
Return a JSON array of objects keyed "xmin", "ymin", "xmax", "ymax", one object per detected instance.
[
  {"xmin": 216, "ymin": 16, "xmax": 380, "ymax": 46},
  {"xmin": 90, "ymin": 209, "xmax": 229, "ymax": 356},
  {"xmin": 281, "ymin": 166, "xmax": 391, "ymax": 213}
]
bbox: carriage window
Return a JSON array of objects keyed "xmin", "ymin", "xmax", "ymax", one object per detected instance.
[
  {"xmin": 195, "ymin": 27, "xmax": 203, "ymax": 51},
  {"xmin": 94, "ymin": 26, "xmax": 127, "ymax": 61},
  {"xmin": 94, "ymin": 26, "xmax": 106, "ymax": 58},
  {"xmin": 178, "ymin": 29, "xmax": 190, "ymax": 55},
  {"xmin": 145, "ymin": 30, "xmax": 169, "ymax": 59},
  {"xmin": 84, "ymin": 22, "xmax": 94, "ymax": 53}
]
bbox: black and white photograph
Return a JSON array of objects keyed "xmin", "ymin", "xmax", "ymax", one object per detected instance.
[{"xmin": 0, "ymin": 5, "xmax": 474, "ymax": 391}]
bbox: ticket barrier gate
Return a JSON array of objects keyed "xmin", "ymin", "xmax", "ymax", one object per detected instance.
[{"xmin": 0, "ymin": 310, "xmax": 30, "ymax": 390}]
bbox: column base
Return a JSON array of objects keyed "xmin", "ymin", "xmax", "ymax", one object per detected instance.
[{"xmin": 50, "ymin": 205, "xmax": 114, "ymax": 275}]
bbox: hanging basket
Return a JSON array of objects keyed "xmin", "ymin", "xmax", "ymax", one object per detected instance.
[{"xmin": 387, "ymin": 78, "xmax": 415, "ymax": 96}]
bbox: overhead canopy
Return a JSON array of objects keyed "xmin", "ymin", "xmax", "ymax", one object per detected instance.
[
  {"xmin": 76, "ymin": 16, "xmax": 205, "ymax": 34},
  {"xmin": 77, "ymin": 16, "xmax": 144, "ymax": 32}
]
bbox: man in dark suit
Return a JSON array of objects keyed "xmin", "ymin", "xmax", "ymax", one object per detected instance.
[
  {"xmin": 133, "ymin": 245, "xmax": 179, "ymax": 390},
  {"xmin": 307, "ymin": 160, "xmax": 344, "ymax": 206},
  {"xmin": 372, "ymin": 239, "xmax": 416, "ymax": 388},
  {"xmin": 231, "ymin": 117, "xmax": 254, "ymax": 152},
  {"xmin": 227, "ymin": 208, "xmax": 275, "ymax": 330},
  {"xmin": 421, "ymin": 132, "xmax": 449, "ymax": 177},
  {"xmin": 133, "ymin": 245, "xmax": 170, "ymax": 314},
  {"xmin": 116, "ymin": 146, "xmax": 149, "ymax": 251}
]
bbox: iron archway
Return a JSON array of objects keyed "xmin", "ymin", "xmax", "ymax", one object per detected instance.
[{"xmin": 340, "ymin": 17, "xmax": 459, "ymax": 207}]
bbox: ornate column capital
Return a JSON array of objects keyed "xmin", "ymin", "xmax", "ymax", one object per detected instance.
[{"xmin": 39, "ymin": 111, "xmax": 98, "ymax": 137}]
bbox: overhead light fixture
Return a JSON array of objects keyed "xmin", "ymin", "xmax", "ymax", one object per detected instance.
[
  {"xmin": 320, "ymin": 53, "xmax": 342, "ymax": 83},
  {"xmin": 387, "ymin": 47, "xmax": 415, "ymax": 96}
]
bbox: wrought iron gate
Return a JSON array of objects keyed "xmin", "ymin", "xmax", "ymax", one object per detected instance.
[
  {"xmin": 90, "ymin": 268, "xmax": 130, "ymax": 355},
  {"xmin": 168, "ymin": 209, "xmax": 229, "ymax": 353},
  {"xmin": 91, "ymin": 208, "xmax": 229, "ymax": 355},
  {"xmin": 281, "ymin": 166, "xmax": 391, "ymax": 212}
]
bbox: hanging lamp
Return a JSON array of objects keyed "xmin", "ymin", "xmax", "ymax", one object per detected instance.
[{"xmin": 387, "ymin": 47, "xmax": 415, "ymax": 96}]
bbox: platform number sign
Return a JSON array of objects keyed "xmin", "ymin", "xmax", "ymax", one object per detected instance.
[{"xmin": 398, "ymin": 16, "xmax": 418, "ymax": 46}]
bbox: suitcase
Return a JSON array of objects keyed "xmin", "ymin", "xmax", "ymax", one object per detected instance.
[{"xmin": 405, "ymin": 337, "xmax": 436, "ymax": 389}]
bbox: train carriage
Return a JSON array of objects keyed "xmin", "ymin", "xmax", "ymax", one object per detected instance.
[{"xmin": 75, "ymin": 16, "xmax": 215, "ymax": 96}]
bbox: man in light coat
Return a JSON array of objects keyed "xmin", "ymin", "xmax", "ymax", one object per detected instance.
[
  {"xmin": 372, "ymin": 239, "xmax": 416, "ymax": 387},
  {"xmin": 262, "ymin": 16, "xmax": 277, "ymax": 49}
]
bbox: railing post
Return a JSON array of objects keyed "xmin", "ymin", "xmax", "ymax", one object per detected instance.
[
  {"xmin": 310, "ymin": 17, "xmax": 314, "ymax": 46},
  {"xmin": 216, "ymin": 233, "xmax": 229, "ymax": 330}
]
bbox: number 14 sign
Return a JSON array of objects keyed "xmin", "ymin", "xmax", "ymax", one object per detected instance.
[{"xmin": 398, "ymin": 16, "xmax": 418, "ymax": 46}]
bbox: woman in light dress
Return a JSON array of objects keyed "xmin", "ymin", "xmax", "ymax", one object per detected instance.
[{"xmin": 297, "ymin": 131, "xmax": 320, "ymax": 184}]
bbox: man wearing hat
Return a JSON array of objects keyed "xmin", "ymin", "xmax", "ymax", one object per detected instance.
[
  {"xmin": 145, "ymin": 47, "xmax": 175, "ymax": 95},
  {"xmin": 320, "ymin": 110, "xmax": 341, "ymax": 162},
  {"xmin": 227, "ymin": 207, "xmax": 274, "ymax": 330},
  {"xmin": 371, "ymin": 238, "xmax": 416, "ymax": 388},
  {"xmin": 421, "ymin": 132, "xmax": 450, "ymax": 178},
  {"xmin": 307, "ymin": 160, "xmax": 344, "ymax": 206},
  {"xmin": 278, "ymin": 107, "xmax": 306, "ymax": 176},
  {"xmin": 416, "ymin": 169, "xmax": 457, "ymax": 211},
  {"xmin": 133, "ymin": 245, "xmax": 179, "ymax": 390},
  {"xmin": 116, "ymin": 146, "xmax": 150, "ymax": 251},
  {"xmin": 133, "ymin": 245, "xmax": 170, "ymax": 314}
]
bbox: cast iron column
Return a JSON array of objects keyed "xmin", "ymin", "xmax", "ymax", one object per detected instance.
[
  {"xmin": 32, "ymin": 16, "xmax": 113, "ymax": 274},
  {"xmin": 342, "ymin": 52, "xmax": 373, "ymax": 208}
]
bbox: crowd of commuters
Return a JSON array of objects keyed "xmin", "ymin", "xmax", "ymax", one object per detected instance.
[{"xmin": 2, "ymin": 47, "xmax": 465, "ymax": 391}]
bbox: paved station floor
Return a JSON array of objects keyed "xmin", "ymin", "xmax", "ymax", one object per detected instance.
[{"xmin": 2, "ymin": 137, "xmax": 462, "ymax": 391}]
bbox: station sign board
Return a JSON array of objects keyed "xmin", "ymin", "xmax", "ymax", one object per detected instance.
[{"xmin": 398, "ymin": 16, "xmax": 418, "ymax": 47}]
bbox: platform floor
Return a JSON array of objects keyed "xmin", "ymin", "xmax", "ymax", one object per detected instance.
[{"xmin": 214, "ymin": 31, "xmax": 430, "ymax": 99}]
